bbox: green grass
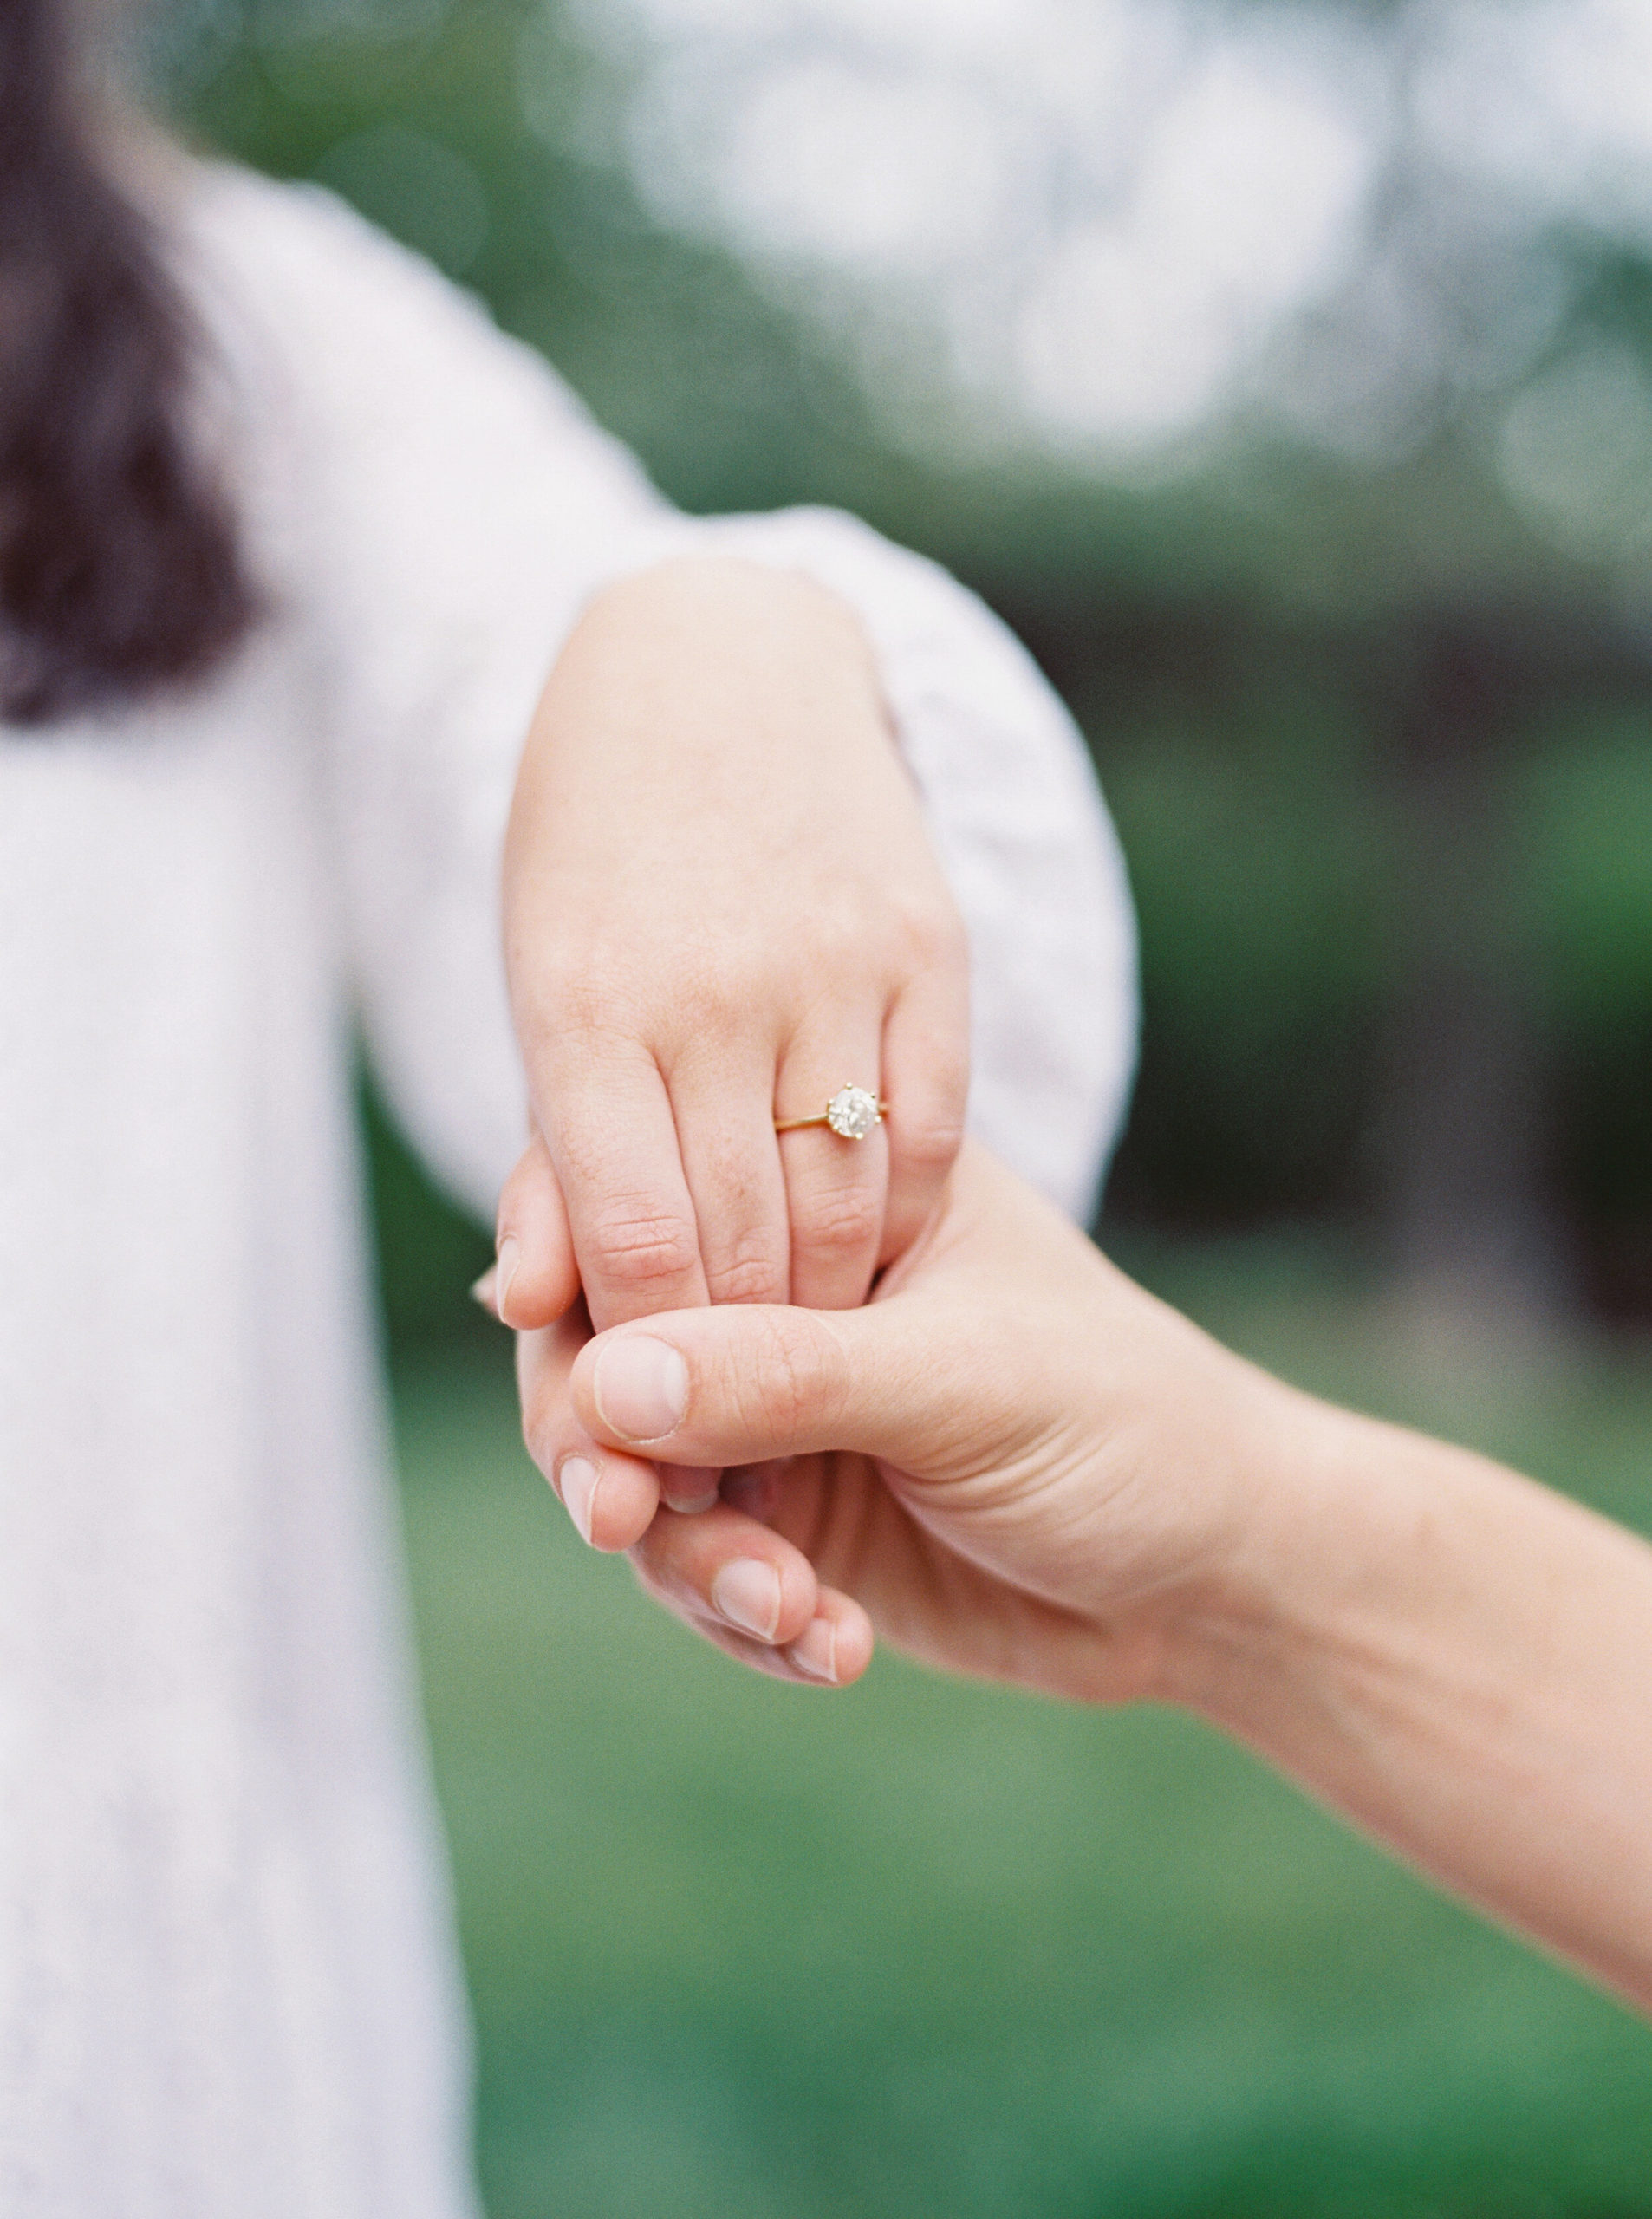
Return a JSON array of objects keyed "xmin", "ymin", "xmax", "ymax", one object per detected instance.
[{"xmin": 388, "ymin": 1248, "xmax": 1652, "ymax": 2219}]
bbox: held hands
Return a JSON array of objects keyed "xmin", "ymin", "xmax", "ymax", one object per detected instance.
[
  {"xmin": 515, "ymin": 1143, "xmax": 1284, "ymax": 1699},
  {"xmin": 489, "ymin": 560, "xmax": 1652, "ymax": 2007},
  {"xmin": 491, "ymin": 558, "xmax": 1275, "ymax": 1700},
  {"xmin": 493, "ymin": 557, "xmax": 970, "ymax": 1407},
  {"xmin": 522, "ymin": 1154, "xmax": 1652, "ymax": 2019},
  {"xmin": 491, "ymin": 554, "xmax": 1265, "ymax": 1696}
]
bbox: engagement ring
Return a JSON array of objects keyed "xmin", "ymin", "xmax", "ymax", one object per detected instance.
[{"xmin": 775, "ymin": 1084, "xmax": 888, "ymax": 1140}]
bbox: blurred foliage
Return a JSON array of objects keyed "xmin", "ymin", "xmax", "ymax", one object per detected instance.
[
  {"xmin": 1096, "ymin": 705, "xmax": 1392, "ymax": 1222},
  {"xmin": 1516, "ymin": 720, "xmax": 1652, "ymax": 1311},
  {"xmin": 160, "ymin": 0, "xmax": 1652, "ymax": 1321},
  {"xmin": 153, "ymin": 10, "xmax": 1652, "ymax": 2208},
  {"xmin": 1522, "ymin": 716, "xmax": 1652, "ymax": 1029},
  {"xmin": 172, "ymin": 0, "xmax": 901, "ymax": 518}
]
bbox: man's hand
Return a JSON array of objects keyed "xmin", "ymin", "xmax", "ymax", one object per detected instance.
[{"xmin": 515, "ymin": 1146, "xmax": 1652, "ymax": 2021}]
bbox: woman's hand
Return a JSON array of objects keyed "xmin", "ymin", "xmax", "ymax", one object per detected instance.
[
  {"xmin": 513, "ymin": 1142, "xmax": 1280, "ymax": 1695},
  {"xmin": 496, "ymin": 556, "xmax": 969, "ymax": 1355}
]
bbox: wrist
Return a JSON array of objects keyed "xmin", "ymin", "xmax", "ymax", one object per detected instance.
[
  {"xmin": 1149, "ymin": 1375, "xmax": 1511, "ymax": 1754},
  {"xmin": 568, "ymin": 554, "xmax": 888, "ymax": 746},
  {"xmin": 1034, "ymin": 1266, "xmax": 1337, "ymax": 1714},
  {"xmin": 1141, "ymin": 1368, "xmax": 1372, "ymax": 1721}
]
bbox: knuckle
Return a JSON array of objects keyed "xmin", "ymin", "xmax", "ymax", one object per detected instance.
[
  {"xmin": 705, "ymin": 1242, "xmax": 788, "ymax": 1306},
  {"xmin": 585, "ymin": 1201, "xmax": 699, "ymax": 1291},
  {"xmin": 515, "ymin": 957, "xmax": 603, "ymax": 1044},
  {"xmin": 895, "ymin": 1113, "xmax": 966, "ymax": 1177},
  {"xmin": 894, "ymin": 891, "xmax": 967, "ymax": 973},
  {"xmin": 668, "ymin": 955, "xmax": 747, "ymax": 1024},
  {"xmin": 792, "ymin": 1180, "xmax": 882, "ymax": 1259},
  {"xmin": 522, "ymin": 962, "xmax": 654, "ymax": 1063},
  {"xmin": 804, "ymin": 884, "xmax": 880, "ymax": 970},
  {"xmin": 730, "ymin": 1309, "xmax": 837, "ymax": 1449}
]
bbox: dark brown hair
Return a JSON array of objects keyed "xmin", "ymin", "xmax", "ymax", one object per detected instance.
[{"xmin": 0, "ymin": 0, "xmax": 256, "ymax": 726}]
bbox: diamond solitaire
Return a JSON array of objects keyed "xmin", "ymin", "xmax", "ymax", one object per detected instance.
[
  {"xmin": 825, "ymin": 1084, "xmax": 880, "ymax": 1139},
  {"xmin": 775, "ymin": 1084, "xmax": 888, "ymax": 1140}
]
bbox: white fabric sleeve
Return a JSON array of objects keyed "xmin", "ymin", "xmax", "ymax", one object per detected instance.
[{"xmin": 211, "ymin": 171, "xmax": 1136, "ymax": 1223}]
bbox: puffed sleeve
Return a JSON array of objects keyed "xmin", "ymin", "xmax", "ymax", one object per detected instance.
[{"xmin": 211, "ymin": 171, "xmax": 1135, "ymax": 1223}]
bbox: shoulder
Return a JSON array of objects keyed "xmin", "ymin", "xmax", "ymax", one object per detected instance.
[
  {"xmin": 179, "ymin": 160, "xmax": 462, "ymax": 320},
  {"xmin": 172, "ymin": 157, "xmax": 603, "ymax": 446},
  {"xmin": 179, "ymin": 159, "xmax": 505, "ymax": 373},
  {"xmin": 166, "ymin": 158, "xmax": 658, "ymax": 600}
]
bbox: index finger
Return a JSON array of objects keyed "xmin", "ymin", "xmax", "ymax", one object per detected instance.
[{"xmin": 536, "ymin": 1037, "xmax": 708, "ymax": 1332}]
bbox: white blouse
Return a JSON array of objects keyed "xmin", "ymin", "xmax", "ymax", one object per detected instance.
[{"xmin": 0, "ymin": 164, "xmax": 1135, "ymax": 2216}]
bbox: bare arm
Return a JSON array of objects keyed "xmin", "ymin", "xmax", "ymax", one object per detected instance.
[
  {"xmin": 506, "ymin": 1144, "xmax": 1652, "ymax": 2014},
  {"xmin": 1179, "ymin": 1395, "xmax": 1652, "ymax": 2011}
]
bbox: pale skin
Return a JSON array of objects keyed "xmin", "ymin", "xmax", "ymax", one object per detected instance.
[
  {"xmin": 495, "ymin": 554, "xmax": 968, "ymax": 1508},
  {"xmin": 498, "ymin": 1143, "xmax": 1652, "ymax": 2020}
]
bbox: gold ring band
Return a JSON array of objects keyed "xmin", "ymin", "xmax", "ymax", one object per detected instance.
[{"xmin": 775, "ymin": 1084, "xmax": 888, "ymax": 1140}]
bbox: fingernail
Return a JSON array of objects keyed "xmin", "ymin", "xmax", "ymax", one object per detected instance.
[
  {"xmin": 470, "ymin": 1266, "xmax": 499, "ymax": 1318},
  {"xmin": 663, "ymin": 1487, "xmax": 720, "ymax": 1515},
  {"xmin": 494, "ymin": 1236, "xmax": 521, "ymax": 1327},
  {"xmin": 592, "ymin": 1334, "xmax": 688, "ymax": 1442},
  {"xmin": 710, "ymin": 1558, "xmax": 782, "ymax": 1642},
  {"xmin": 557, "ymin": 1455, "xmax": 600, "ymax": 1546},
  {"xmin": 787, "ymin": 1617, "xmax": 838, "ymax": 1684}
]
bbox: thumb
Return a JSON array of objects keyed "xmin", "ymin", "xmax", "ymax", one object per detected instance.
[{"xmin": 569, "ymin": 1296, "xmax": 958, "ymax": 1473}]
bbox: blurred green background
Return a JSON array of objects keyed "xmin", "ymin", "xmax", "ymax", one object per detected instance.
[{"xmin": 158, "ymin": 1, "xmax": 1652, "ymax": 2208}]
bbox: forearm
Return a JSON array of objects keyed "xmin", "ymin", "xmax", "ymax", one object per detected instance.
[{"xmin": 1173, "ymin": 1391, "xmax": 1652, "ymax": 2009}]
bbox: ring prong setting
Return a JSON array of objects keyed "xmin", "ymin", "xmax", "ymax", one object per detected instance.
[
  {"xmin": 774, "ymin": 1083, "xmax": 887, "ymax": 1139},
  {"xmin": 825, "ymin": 1084, "xmax": 880, "ymax": 1140}
]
